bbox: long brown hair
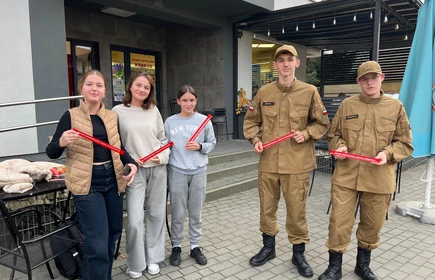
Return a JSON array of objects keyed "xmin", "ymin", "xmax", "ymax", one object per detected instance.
[
  {"xmin": 78, "ymin": 70, "xmax": 106, "ymax": 93},
  {"xmin": 122, "ymin": 72, "xmax": 157, "ymax": 109}
]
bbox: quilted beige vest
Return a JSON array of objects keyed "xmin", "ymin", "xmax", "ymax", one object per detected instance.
[{"xmin": 65, "ymin": 101, "xmax": 126, "ymax": 195}]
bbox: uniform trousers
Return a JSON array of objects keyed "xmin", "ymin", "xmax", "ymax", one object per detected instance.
[
  {"xmin": 326, "ymin": 184, "xmax": 391, "ymax": 253},
  {"xmin": 125, "ymin": 165, "xmax": 167, "ymax": 271},
  {"xmin": 258, "ymin": 171, "xmax": 310, "ymax": 244},
  {"xmin": 168, "ymin": 168, "xmax": 207, "ymax": 247}
]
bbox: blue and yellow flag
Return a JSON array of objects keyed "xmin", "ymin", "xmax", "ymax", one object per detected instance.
[{"xmin": 399, "ymin": 0, "xmax": 435, "ymax": 157}]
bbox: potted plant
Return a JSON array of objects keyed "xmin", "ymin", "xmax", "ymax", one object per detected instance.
[{"xmin": 235, "ymin": 88, "xmax": 253, "ymax": 139}]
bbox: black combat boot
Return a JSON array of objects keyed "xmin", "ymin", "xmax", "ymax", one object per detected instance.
[
  {"xmin": 318, "ymin": 250, "xmax": 343, "ymax": 280},
  {"xmin": 354, "ymin": 247, "xmax": 378, "ymax": 280},
  {"xmin": 249, "ymin": 233, "xmax": 276, "ymax": 266},
  {"xmin": 292, "ymin": 243, "xmax": 313, "ymax": 278}
]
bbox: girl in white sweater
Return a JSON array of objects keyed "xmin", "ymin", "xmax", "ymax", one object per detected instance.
[{"xmin": 113, "ymin": 72, "xmax": 169, "ymax": 278}]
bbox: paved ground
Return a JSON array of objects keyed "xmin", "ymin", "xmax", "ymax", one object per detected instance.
[{"xmin": 5, "ymin": 159, "xmax": 435, "ymax": 280}]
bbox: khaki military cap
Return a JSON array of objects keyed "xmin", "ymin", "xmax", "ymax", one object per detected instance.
[
  {"xmin": 274, "ymin": 45, "xmax": 298, "ymax": 60},
  {"xmin": 357, "ymin": 61, "xmax": 382, "ymax": 79}
]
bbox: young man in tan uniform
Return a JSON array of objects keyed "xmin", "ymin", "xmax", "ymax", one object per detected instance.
[
  {"xmin": 244, "ymin": 45, "xmax": 330, "ymax": 277},
  {"xmin": 318, "ymin": 61, "xmax": 413, "ymax": 280}
]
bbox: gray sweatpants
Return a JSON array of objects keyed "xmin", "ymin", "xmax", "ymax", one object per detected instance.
[
  {"xmin": 168, "ymin": 168, "xmax": 206, "ymax": 247},
  {"xmin": 125, "ymin": 165, "xmax": 167, "ymax": 271}
]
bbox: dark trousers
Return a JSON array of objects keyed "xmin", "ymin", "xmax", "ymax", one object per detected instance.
[{"xmin": 73, "ymin": 162, "xmax": 123, "ymax": 280}]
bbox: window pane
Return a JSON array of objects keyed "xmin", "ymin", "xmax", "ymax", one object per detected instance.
[
  {"xmin": 130, "ymin": 53, "xmax": 156, "ymax": 92},
  {"xmin": 111, "ymin": 51, "xmax": 125, "ymax": 102}
]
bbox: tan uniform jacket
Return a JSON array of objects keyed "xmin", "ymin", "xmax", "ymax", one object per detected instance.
[
  {"xmin": 65, "ymin": 101, "xmax": 126, "ymax": 195},
  {"xmin": 327, "ymin": 93, "xmax": 414, "ymax": 194},
  {"xmin": 244, "ymin": 80, "xmax": 330, "ymax": 174}
]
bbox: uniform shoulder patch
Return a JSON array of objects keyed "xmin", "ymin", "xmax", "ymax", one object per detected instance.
[
  {"xmin": 345, "ymin": 114, "xmax": 358, "ymax": 120},
  {"xmin": 262, "ymin": 102, "xmax": 275, "ymax": 106}
]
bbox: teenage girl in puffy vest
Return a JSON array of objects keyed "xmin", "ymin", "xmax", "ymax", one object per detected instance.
[
  {"xmin": 46, "ymin": 70, "xmax": 138, "ymax": 280},
  {"xmin": 112, "ymin": 72, "xmax": 169, "ymax": 278},
  {"xmin": 164, "ymin": 85, "xmax": 216, "ymax": 267}
]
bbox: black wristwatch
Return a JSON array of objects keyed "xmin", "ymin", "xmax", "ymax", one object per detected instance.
[{"xmin": 198, "ymin": 143, "xmax": 203, "ymax": 151}]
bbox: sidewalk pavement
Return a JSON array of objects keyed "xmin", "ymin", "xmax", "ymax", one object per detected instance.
[{"xmin": 7, "ymin": 162, "xmax": 435, "ymax": 280}]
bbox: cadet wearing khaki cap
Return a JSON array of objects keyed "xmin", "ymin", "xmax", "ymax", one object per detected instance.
[
  {"xmin": 318, "ymin": 61, "xmax": 413, "ymax": 280},
  {"xmin": 244, "ymin": 45, "xmax": 330, "ymax": 277}
]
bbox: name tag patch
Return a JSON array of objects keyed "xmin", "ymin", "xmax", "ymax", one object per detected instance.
[
  {"xmin": 263, "ymin": 102, "xmax": 275, "ymax": 106},
  {"xmin": 346, "ymin": 114, "xmax": 358, "ymax": 120}
]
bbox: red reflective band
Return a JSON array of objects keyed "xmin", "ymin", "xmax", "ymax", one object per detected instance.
[
  {"xmin": 72, "ymin": 128, "xmax": 125, "ymax": 155},
  {"xmin": 330, "ymin": 150, "xmax": 381, "ymax": 163},
  {"xmin": 263, "ymin": 132, "xmax": 295, "ymax": 149},
  {"xmin": 188, "ymin": 114, "xmax": 212, "ymax": 142},
  {"xmin": 139, "ymin": 142, "xmax": 174, "ymax": 162},
  {"xmin": 248, "ymin": 106, "xmax": 254, "ymax": 111},
  {"xmin": 322, "ymin": 109, "xmax": 328, "ymax": 115}
]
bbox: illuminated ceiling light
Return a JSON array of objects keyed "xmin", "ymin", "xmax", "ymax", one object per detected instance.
[
  {"xmin": 353, "ymin": 13, "xmax": 357, "ymax": 22},
  {"xmin": 384, "ymin": 14, "xmax": 388, "ymax": 23},
  {"xmin": 333, "ymin": 15, "xmax": 336, "ymax": 25},
  {"xmin": 282, "ymin": 25, "xmax": 285, "ymax": 34},
  {"xmin": 370, "ymin": 9, "xmax": 373, "ymax": 20},
  {"xmin": 253, "ymin": 33, "xmax": 256, "ymax": 38},
  {"xmin": 296, "ymin": 22, "xmax": 299, "ymax": 32},
  {"xmin": 267, "ymin": 29, "xmax": 270, "ymax": 36},
  {"xmin": 395, "ymin": 23, "xmax": 400, "ymax": 30},
  {"xmin": 257, "ymin": 44, "xmax": 275, "ymax": 48},
  {"xmin": 404, "ymin": 30, "xmax": 408, "ymax": 40},
  {"xmin": 312, "ymin": 20, "xmax": 316, "ymax": 29}
]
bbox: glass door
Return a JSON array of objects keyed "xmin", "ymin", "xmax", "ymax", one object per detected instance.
[
  {"xmin": 66, "ymin": 40, "xmax": 99, "ymax": 107},
  {"xmin": 110, "ymin": 45, "xmax": 160, "ymax": 106}
]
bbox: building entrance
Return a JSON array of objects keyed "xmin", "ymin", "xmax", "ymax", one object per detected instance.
[
  {"xmin": 66, "ymin": 39, "xmax": 99, "ymax": 108},
  {"xmin": 110, "ymin": 45, "xmax": 160, "ymax": 106}
]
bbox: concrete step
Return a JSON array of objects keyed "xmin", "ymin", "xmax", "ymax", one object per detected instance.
[
  {"xmin": 204, "ymin": 145, "xmax": 259, "ymax": 201},
  {"xmin": 206, "ymin": 169, "xmax": 258, "ymax": 201},
  {"xmin": 208, "ymin": 149, "xmax": 255, "ymax": 166},
  {"xmin": 207, "ymin": 154, "xmax": 259, "ymax": 183}
]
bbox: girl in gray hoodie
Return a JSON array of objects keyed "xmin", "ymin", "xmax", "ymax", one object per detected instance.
[{"xmin": 164, "ymin": 85, "xmax": 216, "ymax": 266}]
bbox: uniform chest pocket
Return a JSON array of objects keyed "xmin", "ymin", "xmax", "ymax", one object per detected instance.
[
  {"xmin": 289, "ymin": 109, "xmax": 308, "ymax": 131},
  {"xmin": 376, "ymin": 124, "xmax": 396, "ymax": 150},
  {"xmin": 342, "ymin": 123, "xmax": 361, "ymax": 151},
  {"xmin": 262, "ymin": 106, "xmax": 277, "ymax": 133}
]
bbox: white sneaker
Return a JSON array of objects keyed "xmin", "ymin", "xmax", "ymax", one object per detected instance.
[
  {"xmin": 126, "ymin": 268, "xmax": 142, "ymax": 279},
  {"xmin": 147, "ymin": 263, "xmax": 160, "ymax": 275}
]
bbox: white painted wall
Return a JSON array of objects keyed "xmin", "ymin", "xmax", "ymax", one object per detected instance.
[
  {"xmin": 238, "ymin": 31, "xmax": 253, "ymax": 99},
  {"xmin": 274, "ymin": 0, "xmax": 314, "ymax": 10},
  {"xmin": 0, "ymin": 0, "xmax": 38, "ymax": 157}
]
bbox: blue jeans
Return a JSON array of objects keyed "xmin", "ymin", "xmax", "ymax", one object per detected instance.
[{"xmin": 73, "ymin": 162, "xmax": 123, "ymax": 280}]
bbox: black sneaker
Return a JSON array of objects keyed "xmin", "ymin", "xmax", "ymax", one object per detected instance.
[
  {"xmin": 190, "ymin": 247, "xmax": 207, "ymax": 265},
  {"xmin": 170, "ymin": 247, "xmax": 182, "ymax": 266}
]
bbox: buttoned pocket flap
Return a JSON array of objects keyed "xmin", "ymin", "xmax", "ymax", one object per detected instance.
[
  {"xmin": 343, "ymin": 123, "xmax": 361, "ymax": 131},
  {"xmin": 290, "ymin": 108, "xmax": 308, "ymax": 118},
  {"xmin": 376, "ymin": 125, "xmax": 396, "ymax": 132},
  {"xmin": 263, "ymin": 107, "xmax": 277, "ymax": 116}
]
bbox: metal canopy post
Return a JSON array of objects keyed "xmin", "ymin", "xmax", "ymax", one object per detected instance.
[{"xmin": 372, "ymin": 0, "xmax": 381, "ymax": 61}]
